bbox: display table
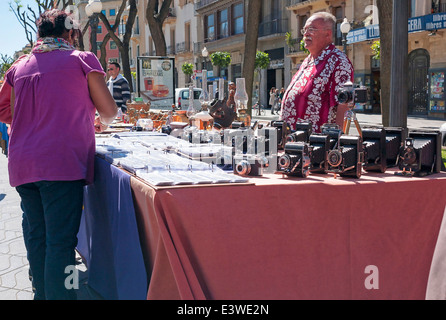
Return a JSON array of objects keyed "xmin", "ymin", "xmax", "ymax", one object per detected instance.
[
  {"xmin": 79, "ymin": 157, "xmax": 446, "ymax": 300},
  {"xmin": 77, "ymin": 157, "xmax": 147, "ymax": 300}
]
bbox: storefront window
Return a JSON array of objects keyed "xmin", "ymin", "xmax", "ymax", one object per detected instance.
[{"xmin": 430, "ymin": 71, "xmax": 445, "ymax": 112}]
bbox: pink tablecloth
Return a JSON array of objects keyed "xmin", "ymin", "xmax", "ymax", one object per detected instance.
[{"xmin": 131, "ymin": 170, "xmax": 446, "ymax": 300}]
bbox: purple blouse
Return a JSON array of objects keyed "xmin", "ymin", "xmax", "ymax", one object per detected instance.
[{"xmin": 5, "ymin": 50, "xmax": 105, "ymax": 187}]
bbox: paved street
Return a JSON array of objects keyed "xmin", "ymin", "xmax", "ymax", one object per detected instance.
[
  {"xmin": 0, "ymin": 153, "xmax": 33, "ymax": 300},
  {"xmin": 0, "ymin": 112, "xmax": 444, "ymax": 300},
  {"xmin": 0, "ymin": 151, "xmax": 98, "ymax": 300}
]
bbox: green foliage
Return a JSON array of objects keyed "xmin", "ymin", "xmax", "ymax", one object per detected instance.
[
  {"xmin": 371, "ymin": 40, "xmax": 380, "ymax": 60},
  {"xmin": 210, "ymin": 51, "xmax": 231, "ymax": 68},
  {"xmin": 285, "ymin": 32, "xmax": 295, "ymax": 48},
  {"xmin": 300, "ymin": 39, "xmax": 309, "ymax": 54},
  {"xmin": 254, "ymin": 51, "xmax": 270, "ymax": 70},
  {"xmin": 0, "ymin": 54, "xmax": 14, "ymax": 79},
  {"xmin": 442, "ymin": 148, "xmax": 446, "ymax": 168},
  {"xmin": 181, "ymin": 62, "xmax": 194, "ymax": 76}
]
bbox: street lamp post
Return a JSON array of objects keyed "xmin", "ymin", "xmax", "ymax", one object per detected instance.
[
  {"xmin": 201, "ymin": 46, "xmax": 209, "ymax": 90},
  {"xmin": 201, "ymin": 46, "xmax": 209, "ymax": 71},
  {"xmin": 340, "ymin": 18, "xmax": 351, "ymax": 54}
]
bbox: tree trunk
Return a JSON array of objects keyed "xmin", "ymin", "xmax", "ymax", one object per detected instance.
[
  {"xmin": 377, "ymin": 0, "xmax": 393, "ymax": 127},
  {"xmin": 241, "ymin": 0, "xmax": 262, "ymax": 116},
  {"xmin": 99, "ymin": 0, "xmax": 137, "ymax": 92},
  {"xmin": 120, "ymin": 44, "xmax": 133, "ymax": 93},
  {"xmin": 99, "ymin": 33, "xmax": 111, "ymax": 72},
  {"xmin": 146, "ymin": 0, "xmax": 173, "ymax": 56}
]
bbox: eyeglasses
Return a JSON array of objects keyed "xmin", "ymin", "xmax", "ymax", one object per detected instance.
[
  {"xmin": 300, "ymin": 27, "xmax": 331, "ymax": 35},
  {"xmin": 107, "ymin": 68, "xmax": 115, "ymax": 71}
]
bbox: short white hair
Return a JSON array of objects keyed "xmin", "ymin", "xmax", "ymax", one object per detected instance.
[{"xmin": 309, "ymin": 12, "xmax": 336, "ymax": 29}]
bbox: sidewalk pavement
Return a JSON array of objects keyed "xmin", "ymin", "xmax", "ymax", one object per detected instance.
[
  {"xmin": 0, "ymin": 153, "xmax": 33, "ymax": 300},
  {"xmin": 253, "ymin": 111, "xmax": 445, "ymax": 131},
  {"xmin": 0, "ymin": 152, "xmax": 100, "ymax": 300},
  {"xmin": 0, "ymin": 113, "xmax": 444, "ymax": 300}
]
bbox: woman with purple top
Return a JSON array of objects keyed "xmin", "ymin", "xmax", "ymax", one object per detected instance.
[{"xmin": 5, "ymin": 9, "xmax": 117, "ymax": 300}]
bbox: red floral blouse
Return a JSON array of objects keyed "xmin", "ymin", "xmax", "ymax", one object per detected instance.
[{"xmin": 281, "ymin": 44, "xmax": 354, "ymax": 133}]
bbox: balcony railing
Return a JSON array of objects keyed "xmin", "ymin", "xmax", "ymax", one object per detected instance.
[
  {"xmin": 285, "ymin": 37, "xmax": 306, "ymax": 55},
  {"xmin": 193, "ymin": 42, "xmax": 204, "ymax": 55},
  {"xmin": 432, "ymin": 2, "xmax": 446, "ymax": 12},
  {"xmin": 167, "ymin": 45, "xmax": 176, "ymax": 55},
  {"xmin": 176, "ymin": 41, "xmax": 192, "ymax": 54},
  {"xmin": 286, "ymin": 0, "xmax": 308, "ymax": 7},
  {"xmin": 195, "ymin": 0, "xmax": 219, "ymax": 10},
  {"xmin": 259, "ymin": 19, "xmax": 288, "ymax": 37}
]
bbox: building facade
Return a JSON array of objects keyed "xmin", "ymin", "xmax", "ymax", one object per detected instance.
[{"xmin": 71, "ymin": 0, "xmax": 446, "ymax": 118}]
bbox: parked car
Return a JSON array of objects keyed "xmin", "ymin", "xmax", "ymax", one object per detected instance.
[
  {"xmin": 441, "ymin": 122, "xmax": 446, "ymax": 146},
  {"xmin": 175, "ymin": 88, "xmax": 202, "ymax": 111}
]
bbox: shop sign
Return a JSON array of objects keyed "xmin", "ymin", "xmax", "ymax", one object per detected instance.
[
  {"xmin": 269, "ymin": 59, "xmax": 284, "ymax": 69},
  {"xmin": 136, "ymin": 56, "xmax": 175, "ymax": 108},
  {"xmin": 347, "ymin": 12, "xmax": 446, "ymax": 44}
]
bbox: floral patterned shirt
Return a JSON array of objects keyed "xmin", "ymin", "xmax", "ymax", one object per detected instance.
[{"xmin": 281, "ymin": 44, "xmax": 354, "ymax": 132}]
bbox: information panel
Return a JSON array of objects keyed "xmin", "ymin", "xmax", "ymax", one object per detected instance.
[
  {"xmin": 137, "ymin": 56, "xmax": 175, "ymax": 108},
  {"xmin": 429, "ymin": 69, "xmax": 446, "ymax": 113}
]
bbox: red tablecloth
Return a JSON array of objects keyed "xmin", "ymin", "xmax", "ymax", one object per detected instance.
[{"xmin": 130, "ymin": 170, "xmax": 446, "ymax": 300}]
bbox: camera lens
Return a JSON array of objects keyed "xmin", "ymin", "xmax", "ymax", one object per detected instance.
[
  {"xmin": 327, "ymin": 149, "xmax": 343, "ymax": 167},
  {"xmin": 337, "ymin": 90, "xmax": 352, "ymax": 104},
  {"xmin": 235, "ymin": 160, "xmax": 251, "ymax": 175},
  {"xmin": 402, "ymin": 146, "xmax": 417, "ymax": 165},
  {"xmin": 286, "ymin": 134, "xmax": 295, "ymax": 143},
  {"xmin": 278, "ymin": 154, "xmax": 291, "ymax": 169}
]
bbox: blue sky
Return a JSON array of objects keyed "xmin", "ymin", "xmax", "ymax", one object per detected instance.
[{"xmin": 0, "ymin": 0, "xmax": 39, "ymax": 58}]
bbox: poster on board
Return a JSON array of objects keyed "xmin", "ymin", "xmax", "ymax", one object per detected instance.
[{"xmin": 137, "ymin": 56, "xmax": 175, "ymax": 108}]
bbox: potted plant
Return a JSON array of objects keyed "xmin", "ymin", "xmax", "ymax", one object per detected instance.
[
  {"xmin": 285, "ymin": 32, "xmax": 296, "ymax": 52},
  {"xmin": 181, "ymin": 62, "xmax": 194, "ymax": 85},
  {"xmin": 300, "ymin": 39, "xmax": 310, "ymax": 55},
  {"xmin": 254, "ymin": 51, "xmax": 270, "ymax": 95},
  {"xmin": 210, "ymin": 51, "xmax": 231, "ymax": 77}
]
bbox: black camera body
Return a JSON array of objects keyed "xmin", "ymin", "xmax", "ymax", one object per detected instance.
[
  {"xmin": 362, "ymin": 127, "xmax": 387, "ymax": 173},
  {"xmin": 278, "ymin": 142, "xmax": 312, "ymax": 178},
  {"xmin": 337, "ymin": 81, "xmax": 368, "ymax": 104},
  {"xmin": 397, "ymin": 130, "xmax": 442, "ymax": 176},
  {"xmin": 306, "ymin": 124, "xmax": 343, "ymax": 174},
  {"xmin": 270, "ymin": 120, "xmax": 292, "ymax": 150},
  {"xmin": 286, "ymin": 122, "xmax": 313, "ymax": 143},
  {"xmin": 233, "ymin": 153, "xmax": 269, "ymax": 176},
  {"xmin": 308, "ymin": 134, "xmax": 332, "ymax": 174},
  {"xmin": 384, "ymin": 127, "xmax": 408, "ymax": 167},
  {"xmin": 325, "ymin": 135, "xmax": 364, "ymax": 178}
]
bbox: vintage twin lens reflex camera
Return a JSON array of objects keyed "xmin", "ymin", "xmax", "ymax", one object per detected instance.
[
  {"xmin": 325, "ymin": 135, "xmax": 364, "ymax": 178},
  {"xmin": 278, "ymin": 142, "xmax": 312, "ymax": 178},
  {"xmin": 233, "ymin": 154, "xmax": 269, "ymax": 176},
  {"xmin": 337, "ymin": 81, "xmax": 368, "ymax": 104}
]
